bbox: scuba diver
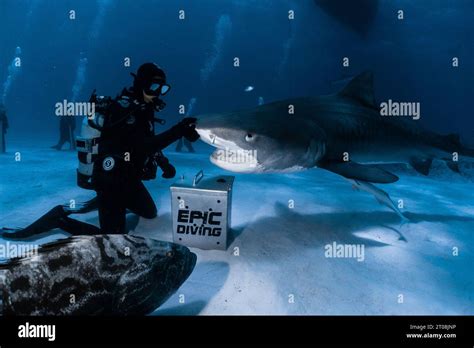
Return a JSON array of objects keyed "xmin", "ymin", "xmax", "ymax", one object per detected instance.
[
  {"xmin": 2, "ymin": 62, "xmax": 200, "ymax": 239},
  {"xmin": 0, "ymin": 104, "xmax": 8, "ymax": 153},
  {"xmin": 51, "ymin": 115, "xmax": 76, "ymax": 150}
]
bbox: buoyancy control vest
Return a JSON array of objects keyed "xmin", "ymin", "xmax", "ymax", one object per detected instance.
[{"xmin": 76, "ymin": 89, "xmax": 167, "ymax": 190}]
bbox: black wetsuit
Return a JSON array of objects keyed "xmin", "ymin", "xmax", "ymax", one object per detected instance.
[
  {"xmin": 92, "ymin": 88, "xmax": 177, "ymax": 234},
  {"xmin": 3, "ymin": 88, "xmax": 198, "ymax": 239}
]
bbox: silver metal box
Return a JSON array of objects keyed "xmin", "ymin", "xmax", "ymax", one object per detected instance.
[{"xmin": 170, "ymin": 171, "xmax": 234, "ymax": 251}]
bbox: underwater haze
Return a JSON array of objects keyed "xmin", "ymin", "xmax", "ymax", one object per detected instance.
[
  {"xmin": 0, "ymin": 0, "xmax": 474, "ymax": 315},
  {"xmin": 0, "ymin": 0, "xmax": 473, "ymax": 140}
]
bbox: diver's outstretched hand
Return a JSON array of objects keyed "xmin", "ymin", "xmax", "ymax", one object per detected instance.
[
  {"xmin": 178, "ymin": 117, "xmax": 200, "ymax": 142},
  {"xmin": 1, "ymin": 227, "xmax": 30, "ymax": 240},
  {"xmin": 0, "ymin": 199, "xmax": 99, "ymax": 241}
]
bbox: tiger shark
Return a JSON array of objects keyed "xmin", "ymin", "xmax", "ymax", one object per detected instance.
[{"xmin": 195, "ymin": 72, "xmax": 474, "ymax": 220}]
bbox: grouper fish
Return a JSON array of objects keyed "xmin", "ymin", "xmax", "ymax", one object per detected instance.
[{"xmin": 0, "ymin": 235, "xmax": 196, "ymax": 315}]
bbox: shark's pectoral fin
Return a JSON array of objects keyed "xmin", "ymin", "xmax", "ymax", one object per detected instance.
[
  {"xmin": 318, "ymin": 160, "xmax": 399, "ymax": 184},
  {"xmin": 409, "ymin": 157, "xmax": 433, "ymax": 176}
]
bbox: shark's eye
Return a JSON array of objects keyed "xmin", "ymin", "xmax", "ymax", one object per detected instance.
[{"xmin": 245, "ymin": 133, "xmax": 255, "ymax": 142}]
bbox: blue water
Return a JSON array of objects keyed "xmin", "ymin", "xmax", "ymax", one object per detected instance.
[
  {"xmin": 0, "ymin": 0, "xmax": 473, "ymax": 140},
  {"xmin": 0, "ymin": 0, "xmax": 473, "ymax": 315}
]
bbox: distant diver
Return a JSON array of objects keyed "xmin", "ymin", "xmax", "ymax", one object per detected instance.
[
  {"xmin": 2, "ymin": 63, "xmax": 200, "ymax": 239},
  {"xmin": 51, "ymin": 116, "xmax": 76, "ymax": 150},
  {"xmin": 0, "ymin": 104, "xmax": 8, "ymax": 153},
  {"xmin": 314, "ymin": 0, "xmax": 379, "ymax": 37}
]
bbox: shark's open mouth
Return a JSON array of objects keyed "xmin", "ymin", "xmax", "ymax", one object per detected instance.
[
  {"xmin": 196, "ymin": 127, "xmax": 261, "ymax": 172},
  {"xmin": 210, "ymin": 149, "xmax": 223, "ymax": 160},
  {"xmin": 210, "ymin": 147, "xmax": 259, "ymax": 167}
]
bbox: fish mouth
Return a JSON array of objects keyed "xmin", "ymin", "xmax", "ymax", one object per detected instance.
[
  {"xmin": 195, "ymin": 128, "xmax": 229, "ymax": 148},
  {"xmin": 196, "ymin": 128, "xmax": 261, "ymax": 172},
  {"xmin": 167, "ymin": 244, "xmax": 197, "ymax": 288},
  {"xmin": 210, "ymin": 147, "xmax": 260, "ymax": 173},
  {"xmin": 182, "ymin": 252, "xmax": 197, "ymax": 281},
  {"xmin": 210, "ymin": 147, "xmax": 255, "ymax": 165}
]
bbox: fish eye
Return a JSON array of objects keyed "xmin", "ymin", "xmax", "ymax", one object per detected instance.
[
  {"xmin": 245, "ymin": 133, "xmax": 255, "ymax": 142},
  {"xmin": 166, "ymin": 251, "xmax": 174, "ymax": 258}
]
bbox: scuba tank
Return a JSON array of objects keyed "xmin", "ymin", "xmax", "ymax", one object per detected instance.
[
  {"xmin": 75, "ymin": 89, "xmax": 169, "ymax": 190},
  {"xmin": 75, "ymin": 92, "xmax": 110, "ymax": 190}
]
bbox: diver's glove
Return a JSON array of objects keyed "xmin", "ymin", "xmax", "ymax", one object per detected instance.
[
  {"xmin": 144, "ymin": 118, "xmax": 200, "ymax": 153},
  {"xmin": 156, "ymin": 154, "xmax": 176, "ymax": 179},
  {"xmin": 178, "ymin": 117, "xmax": 200, "ymax": 142},
  {"xmin": 153, "ymin": 98, "xmax": 166, "ymax": 112}
]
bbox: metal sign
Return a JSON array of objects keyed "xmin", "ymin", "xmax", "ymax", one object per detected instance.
[{"xmin": 170, "ymin": 171, "xmax": 234, "ymax": 251}]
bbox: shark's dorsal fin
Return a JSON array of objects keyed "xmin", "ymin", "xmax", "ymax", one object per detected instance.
[{"xmin": 338, "ymin": 71, "xmax": 377, "ymax": 109}]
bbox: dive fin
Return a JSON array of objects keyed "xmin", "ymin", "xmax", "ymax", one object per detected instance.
[
  {"xmin": 1, "ymin": 198, "xmax": 100, "ymax": 240},
  {"xmin": 409, "ymin": 157, "xmax": 433, "ymax": 176},
  {"xmin": 349, "ymin": 179, "xmax": 409, "ymax": 223},
  {"xmin": 338, "ymin": 71, "xmax": 377, "ymax": 109},
  {"xmin": 319, "ymin": 160, "xmax": 399, "ymax": 184},
  {"xmin": 0, "ymin": 205, "xmax": 68, "ymax": 240}
]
